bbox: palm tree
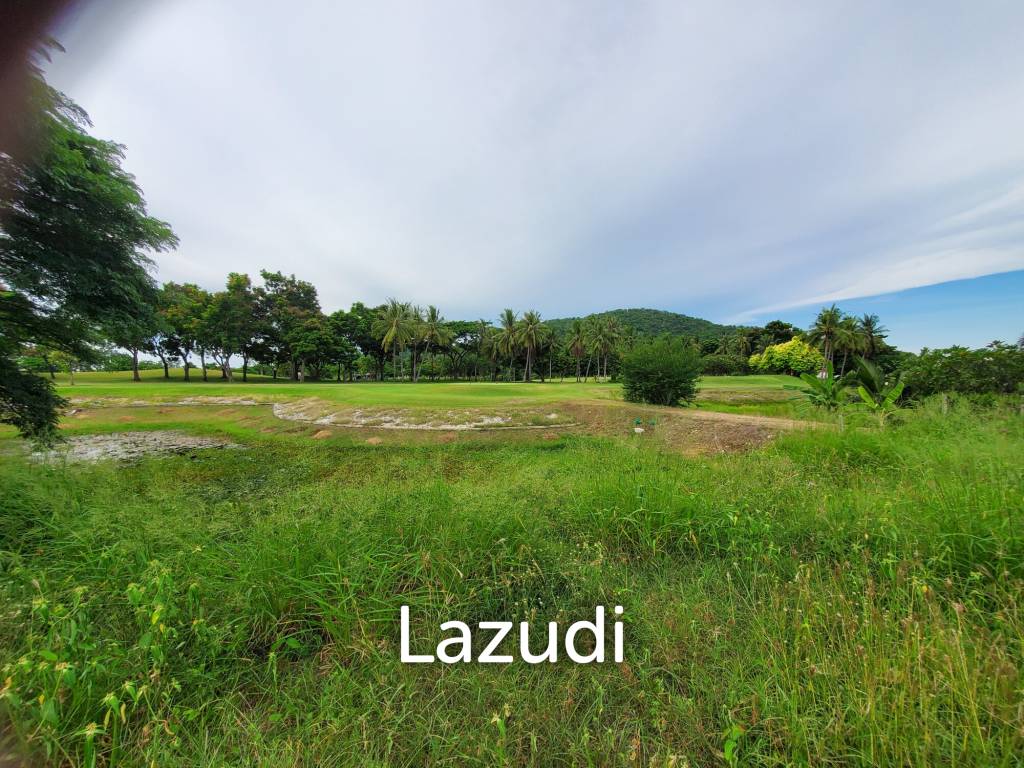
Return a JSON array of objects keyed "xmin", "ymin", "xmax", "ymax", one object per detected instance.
[
  {"xmin": 516, "ymin": 310, "xmax": 549, "ymax": 382},
  {"xmin": 479, "ymin": 324, "xmax": 499, "ymax": 381},
  {"xmin": 372, "ymin": 298, "xmax": 414, "ymax": 380},
  {"xmin": 420, "ymin": 305, "xmax": 452, "ymax": 380},
  {"xmin": 857, "ymin": 314, "xmax": 888, "ymax": 359},
  {"xmin": 565, "ymin": 319, "xmax": 586, "ymax": 382},
  {"xmin": 834, "ymin": 315, "xmax": 862, "ymax": 376},
  {"xmin": 496, "ymin": 309, "xmax": 519, "ymax": 381},
  {"xmin": 587, "ymin": 317, "xmax": 622, "ymax": 379},
  {"xmin": 807, "ymin": 304, "xmax": 844, "ymax": 367}
]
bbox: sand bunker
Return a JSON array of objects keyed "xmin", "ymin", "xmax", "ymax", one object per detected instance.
[{"xmin": 32, "ymin": 431, "xmax": 238, "ymax": 464}]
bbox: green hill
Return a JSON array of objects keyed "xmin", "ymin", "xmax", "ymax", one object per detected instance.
[{"xmin": 546, "ymin": 308, "xmax": 738, "ymax": 340}]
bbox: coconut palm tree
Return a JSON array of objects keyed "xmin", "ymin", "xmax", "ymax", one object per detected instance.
[
  {"xmin": 834, "ymin": 315, "xmax": 862, "ymax": 376},
  {"xmin": 807, "ymin": 304, "xmax": 844, "ymax": 366},
  {"xmin": 857, "ymin": 314, "xmax": 888, "ymax": 359},
  {"xmin": 516, "ymin": 310, "xmax": 549, "ymax": 382},
  {"xmin": 587, "ymin": 317, "xmax": 622, "ymax": 379},
  {"xmin": 372, "ymin": 298, "xmax": 414, "ymax": 380},
  {"xmin": 565, "ymin": 319, "xmax": 586, "ymax": 382},
  {"xmin": 496, "ymin": 309, "xmax": 519, "ymax": 381},
  {"xmin": 419, "ymin": 305, "xmax": 452, "ymax": 380}
]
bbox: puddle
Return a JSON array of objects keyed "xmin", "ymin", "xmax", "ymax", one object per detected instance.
[{"xmin": 31, "ymin": 431, "xmax": 239, "ymax": 464}]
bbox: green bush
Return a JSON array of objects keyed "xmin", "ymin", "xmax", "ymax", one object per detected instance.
[
  {"xmin": 621, "ymin": 336, "xmax": 701, "ymax": 406},
  {"xmin": 700, "ymin": 354, "xmax": 749, "ymax": 376},
  {"xmin": 900, "ymin": 343, "xmax": 1024, "ymax": 397},
  {"xmin": 749, "ymin": 338, "xmax": 823, "ymax": 375}
]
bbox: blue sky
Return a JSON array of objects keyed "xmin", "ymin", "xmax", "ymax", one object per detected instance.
[
  {"xmin": 742, "ymin": 269, "xmax": 1023, "ymax": 352},
  {"xmin": 45, "ymin": 1, "xmax": 1024, "ymax": 349}
]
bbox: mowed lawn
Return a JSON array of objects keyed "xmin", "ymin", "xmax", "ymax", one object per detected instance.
[{"xmin": 49, "ymin": 369, "xmax": 794, "ymax": 409}]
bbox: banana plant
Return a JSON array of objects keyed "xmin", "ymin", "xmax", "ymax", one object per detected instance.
[
  {"xmin": 851, "ymin": 357, "xmax": 905, "ymax": 426},
  {"xmin": 784, "ymin": 361, "xmax": 851, "ymax": 412}
]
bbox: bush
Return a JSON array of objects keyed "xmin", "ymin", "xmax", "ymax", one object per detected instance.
[
  {"xmin": 749, "ymin": 338, "xmax": 823, "ymax": 375},
  {"xmin": 700, "ymin": 354, "xmax": 749, "ymax": 376},
  {"xmin": 621, "ymin": 336, "xmax": 701, "ymax": 406},
  {"xmin": 900, "ymin": 343, "xmax": 1024, "ymax": 398}
]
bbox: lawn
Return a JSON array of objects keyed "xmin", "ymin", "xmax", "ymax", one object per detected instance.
[
  {"xmin": 0, "ymin": 384, "xmax": 1021, "ymax": 766},
  {"xmin": 48, "ymin": 369, "xmax": 796, "ymax": 412}
]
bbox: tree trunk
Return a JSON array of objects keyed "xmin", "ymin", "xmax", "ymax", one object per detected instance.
[
  {"xmin": 576, "ymin": 357, "xmax": 581, "ymax": 382},
  {"xmin": 183, "ymin": 355, "xmax": 191, "ymax": 382},
  {"xmin": 132, "ymin": 348, "xmax": 140, "ymax": 382},
  {"xmin": 242, "ymin": 353, "xmax": 249, "ymax": 382},
  {"xmin": 200, "ymin": 350, "xmax": 208, "ymax": 381},
  {"xmin": 584, "ymin": 355, "xmax": 592, "ymax": 382},
  {"xmin": 69, "ymin": 367, "xmax": 75, "ymax": 386},
  {"xmin": 162, "ymin": 357, "xmax": 169, "ymax": 379}
]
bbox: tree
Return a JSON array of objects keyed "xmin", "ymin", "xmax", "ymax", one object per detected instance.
[
  {"xmin": 565, "ymin": 319, "xmax": 586, "ymax": 382},
  {"xmin": 372, "ymin": 298, "xmax": 415, "ymax": 380},
  {"xmin": 288, "ymin": 314, "xmax": 337, "ymax": 380},
  {"xmin": 1, "ymin": 51, "xmax": 176, "ymax": 437},
  {"xmin": 158, "ymin": 283, "xmax": 210, "ymax": 382},
  {"xmin": 107, "ymin": 307, "xmax": 161, "ymax": 383},
  {"xmin": 419, "ymin": 305, "xmax": 453, "ymax": 381},
  {"xmin": 587, "ymin": 316, "xmax": 622, "ymax": 379},
  {"xmin": 806, "ymin": 305, "xmax": 844, "ymax": 366},
  {"xmin": 200, "ymin": 273, "xmax": 257, "ymax": 381},
  {"xmin": 621, "ymin": 336, "xmax": 702, "ymax": 406},
  {"xmin": 516, "ymin": 310, "xmax": 548, "ymax": 382},
  {"xmin": 256, "ymin": 270, "xmax": 320, "ymax": 379},
  {"xmin": 857, "ymin": 314, "xmax": 888, "ymax": 359},
  {"xmin": 900, "ymin": 343, "xmax": 1024, "ymax": 397},
  {"xmin": 748, "ymin": 338, "xmax": 824, "ymax": 376},
  {"xmin": 496, "ymin": 309, "xmax": 519, "ymax": 381}
]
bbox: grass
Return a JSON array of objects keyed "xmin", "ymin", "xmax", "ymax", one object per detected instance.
[
  {"xmin": 0, "ymin": 383, "xmax": 1021, "ymax": 766},
  {"xmin": 49, "ymin": 370, "xmax": 794, "ymax": 408}
]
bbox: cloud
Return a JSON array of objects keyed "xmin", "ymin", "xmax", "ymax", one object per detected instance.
[{"xmin": 44, "ymin": 0, "xmax": 1024, "ymax": 331}]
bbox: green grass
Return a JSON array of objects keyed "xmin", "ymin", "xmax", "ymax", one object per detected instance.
[
  {"xmin": 49, "ymin": 370, "xmax": 796, "ymax": 416},
  {"xmin": 0, "ymin": 392, "xmax": 1021, "ymax": 766}
]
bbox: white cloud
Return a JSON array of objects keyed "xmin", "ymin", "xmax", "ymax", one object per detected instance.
[{"xmin": 45, "ymin": 0, "xmax": 1024, "ymax": 326}]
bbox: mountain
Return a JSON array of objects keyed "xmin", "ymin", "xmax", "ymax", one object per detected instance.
[{"xmin": 545, "ymin": 308, "xmax": 739, "ymax": 340}]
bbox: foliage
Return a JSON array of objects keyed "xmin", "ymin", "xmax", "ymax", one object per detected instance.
[
  {"xmin": 0, "ymin": 394, "xmax": 1021, "ymax": 765},
  {"xmin": 784, "ymin": 360, "xmax": 850, "ymax": 411},
  {"xmin": 0, "ymin": 56, "xmax": 176, "ymax": 436},
  {"xmin": 547, "ymin": 308, "xmax": 737, "ymax": 341},
  {"xmin": 700, "ymin": 354, "xmax": 749, "ymax": 376},
  {"xmin": 850, "ymin": 357, "xmax": 905, "ymax": 424},
  {"xmin": 900, "ymin": 343, "xmax": 1024, "ymax": 397},
  {"xmin": 748, "ymin": 338, "xmax": 824, "ymax": 375},
  {"xmin": 621, "ymin": 335, "xmax": 702, "ymax": 406}
]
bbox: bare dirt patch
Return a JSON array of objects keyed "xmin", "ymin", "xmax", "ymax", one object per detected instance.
[
  {"xmin": 31, "ymin": 431, "xmax": 239, "ymax": 464},
  {"xmin": 270, "ymin": 399, "xmax": 575, "ymax": 431}
]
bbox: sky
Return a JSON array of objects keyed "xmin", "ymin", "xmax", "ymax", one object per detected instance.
[{"xmin": 43, "ymin": 0, "xmax": 1024, "ymax": 351}]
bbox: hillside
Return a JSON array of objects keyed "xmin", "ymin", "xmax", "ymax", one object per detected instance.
[{"xmin": 546, "ymin": 308, "xmax": 739, "ymax": 340}]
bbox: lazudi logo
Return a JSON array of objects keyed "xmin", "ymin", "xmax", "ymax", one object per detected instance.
[{"xmin": 400, "ymin": 605, "xmax": 625, "ymax": 664}]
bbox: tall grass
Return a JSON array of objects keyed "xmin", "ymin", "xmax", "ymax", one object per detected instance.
[{"xmin": 0, "ymin": 397, "xmax": 1021, "ymax": 765}]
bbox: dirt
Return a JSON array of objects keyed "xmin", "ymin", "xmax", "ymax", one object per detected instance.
[
  {"xmin": 30, "ymin": 431, "xmax": 239, "ymax": 464},
  {"xmin": 311, "ymin": 430, "xmax": 333, "ymax": 439},
  {"xmin": 270, "ymin": 399, "xmax": 575, "ymax": 431}
]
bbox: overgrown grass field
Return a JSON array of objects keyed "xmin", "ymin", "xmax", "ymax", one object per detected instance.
[{"xmin": 0, "ymin": 382, "xmax": 1021, "ymax": 766}]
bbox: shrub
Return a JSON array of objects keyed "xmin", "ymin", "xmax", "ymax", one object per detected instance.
[
  {"xmin": 900, "ymin": 343, "xmax": 1024, "ymax": 397},
  {"xmin": 621, "ymin": 336, "xmax": 701, "ymax": 406},
  {"xmin": 700, "ymin": 354, "xmax": 749, "ymax": 376},
  {"xmin": 749, "ymin": 338, "xmax": 823, "ymax": 375}
]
